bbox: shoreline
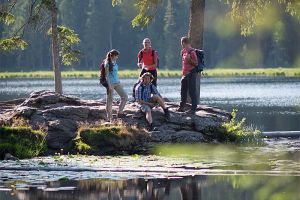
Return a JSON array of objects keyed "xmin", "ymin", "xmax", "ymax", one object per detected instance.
[{"xmin": 0, "ymin": 68, "xmax": 300, "ymax": 79}]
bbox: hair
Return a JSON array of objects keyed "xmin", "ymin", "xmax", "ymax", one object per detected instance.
[
  {"xmin": 143, "ymin": 38, "xmax": 151, "ymax": 44},
  {"xmin": 181, "ymin": 36, "xmax": 190, "ymax": 45},
  {"xmin": 140, "ymin": 72, "xmax": 154, "ymax": 82},
  {"xmin": 104, "ymin": 49, "xmax": 120, "ymax": 72}
]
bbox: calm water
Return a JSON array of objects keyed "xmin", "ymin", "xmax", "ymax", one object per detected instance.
[
  {"xmin": 0, "ymin": 76, "xmax": 300, "ymax": 131},
  {"xmin": 0, "ymin": 77, "xmax": 300, "ymax": 200},
  {"xmin": 1, "ymin": 176, "xmax": 299, "ymax": 200}
]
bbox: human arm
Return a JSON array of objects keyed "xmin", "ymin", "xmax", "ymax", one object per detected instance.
[
  {"xmin": 187, "ymin": 50, "xmax": 198, "ymax": 66},
  {"xmin": 104, "ymin": 62, "xmax": 113, "ymax": 90}
]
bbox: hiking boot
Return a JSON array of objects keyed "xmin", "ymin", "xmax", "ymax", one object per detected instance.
[
  {"xmin": 148, "ymin": 123, "xmax": 158, "ymax": 131},
  {"xmin": 185, "ymin": 109, "xmax": 196, "ymax": 115},
  {"xmin": 164, "ymin": 108, "xmax": 170, "ymax": 119},
  {"xmin": 176, "ymin": 106, "xmax": 185, "ymax": 112}
]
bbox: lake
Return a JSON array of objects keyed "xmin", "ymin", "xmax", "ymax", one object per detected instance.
[
  {"xmin": 1, "ymin": 76, "xmax": 300, "ymax": 131},
  {"xmin": 0, "ymin": 76, "xmax": 299, "ymax": 200}
]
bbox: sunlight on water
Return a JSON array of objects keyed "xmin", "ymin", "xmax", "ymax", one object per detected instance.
[
  {"xmin": 0, "ymin": 77, "xmax": 300, "ymax": 131},
  {"xmin": 0, "ymin": 77, "xmax": 299, "ymax": 107}
]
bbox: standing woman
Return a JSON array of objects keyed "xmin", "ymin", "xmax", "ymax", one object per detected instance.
[
  {"xmin": 103, "ymin": 49, "xmax": 128, "ymax": 121},
  {"xmin": 137, "ymin": 38, "xmax": 159, "ymax": 87}
]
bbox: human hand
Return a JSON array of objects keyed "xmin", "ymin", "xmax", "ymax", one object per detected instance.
[{"xmin": 138, "ymin": 63, "xmax": 142, "ymax": 68}]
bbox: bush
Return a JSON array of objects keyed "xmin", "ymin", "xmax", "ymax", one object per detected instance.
[{"xmin": 218, "ymin": 109, "xmax": 263, "ymax": 144}]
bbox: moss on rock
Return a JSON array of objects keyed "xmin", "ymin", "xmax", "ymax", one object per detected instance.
[
  {"xmin": 74, "ymin": 123, "xmax": 146, "ymax": 155},
  {"xmin": 0, "ymin": 126, "xmax": 47, "ymax": 159}
]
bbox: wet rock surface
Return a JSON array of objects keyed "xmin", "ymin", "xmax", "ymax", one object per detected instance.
[{"xmin": 0, "ymin": 90, "xmax": 231, "ymax": 152}]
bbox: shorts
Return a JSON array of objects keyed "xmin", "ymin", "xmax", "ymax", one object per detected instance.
[{"xmin": 140, "ymin": 97, "xmax": 158, "ymax": 112}]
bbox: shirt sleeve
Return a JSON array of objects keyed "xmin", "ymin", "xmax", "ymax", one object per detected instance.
[
  {"xmin": 151, "ymin": 85, "xmax": 161, "ymax": 97},
  {"xmin": 135, "ymin": 85, "xmax": 143, "ymax": 101},
  {"xmin": 190, "ymin": 50, "xmax": 198, "ymax": 63}
]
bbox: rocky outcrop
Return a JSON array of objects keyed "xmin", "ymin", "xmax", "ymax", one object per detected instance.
[{"xmin": 0, "ymin": 90, "xmax": 231, "ymax": 152}]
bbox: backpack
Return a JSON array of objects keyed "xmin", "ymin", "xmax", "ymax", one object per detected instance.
[
  {"xmin": 99, "ymin": 61, "xmax": 108, "ymax": 88},
  {"xmin": 132, "ymin": 81, "xmax": 154, "ymax": 101},
  {"xmin": 184, "ymin": 49, "xmax": 205, "ymax": 73},
  {"xmin": 194, "ymin": 49, "xmax": 205, "ymax": 73},
  {"xmin": 139, "ymin": 49, "xmax": 159, "ymax": 69}
]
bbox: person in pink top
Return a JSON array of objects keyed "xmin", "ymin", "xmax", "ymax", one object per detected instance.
[{"xmin": 177, "ymin": 36, "xmax": 198, "ymax": 114}]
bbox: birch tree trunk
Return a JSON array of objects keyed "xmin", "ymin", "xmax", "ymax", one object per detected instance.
[{"xmin": 51, "ymin": 0, "xmax": 62, "ymax": 94}]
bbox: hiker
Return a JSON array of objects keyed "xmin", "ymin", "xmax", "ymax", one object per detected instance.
[
  {"xmin": 177, "ymin": 36, "xmax": 198, "ymax": 114},
  {"xmin": 135, "ymin": 72, "xmax": 170, "ymax": 131},
  {"xmin": 101, "ymin": 49, "xmax": 128, "ymax": 122},
  {"xmin": 137, "ymin": 38, "xmax": 159, "ymax": 87}
]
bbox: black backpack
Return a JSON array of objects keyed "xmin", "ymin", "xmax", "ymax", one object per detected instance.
[
  {"xmin": 132, "ymin": 82, "xmax": 154, "ymax": 101},
  {"xmin": 194, "ymin": 49, "xmax": 205, "ymax": 73},
  {"xmin": 139, "ymin": 49, "xmax": 159, "ymax": 69}
]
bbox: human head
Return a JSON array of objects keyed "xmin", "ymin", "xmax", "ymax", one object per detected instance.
[
  {"xmin": 181, "ymin": 36, "xmax": 191, "ymax": 48},
  {"xmin": 106, "ymin": 49, "xmax": 120, "ymax": 61},
  {"xmin": 105, "ymin": 49, "xmax": 120, "ymax": 71},
  {"xmin": 141, "ymin": 72, "xmax": 154, "ymax": 85},
  {"xmin": 142, "ymin": 38, "xmax": 151, "ymax": 49}
]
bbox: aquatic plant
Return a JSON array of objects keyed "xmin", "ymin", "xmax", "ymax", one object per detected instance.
[{"xmin": 218, "ymin": 109, "xmax": 263, "ymax": 144}]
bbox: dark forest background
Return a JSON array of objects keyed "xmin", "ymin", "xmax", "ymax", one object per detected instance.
[{"xmin": 0, "ymin": 0, "xmax": 299, "ymax": 71}]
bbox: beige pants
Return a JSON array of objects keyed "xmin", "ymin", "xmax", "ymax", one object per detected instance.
[{"xmin": 106, "ymin": 83, "xmax": 128, "ymax": 120}]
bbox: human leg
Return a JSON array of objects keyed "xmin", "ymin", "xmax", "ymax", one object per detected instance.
[
  {"xmin": 114, "ymin": 84, "xmax": 128, "ymax": 115},
  {"xmin": 149, "ymin": 70, "xmax": 157, "ymax": 87},
  {"xmin": 188, "ymin": 72, "xmax": 197, "ymax": 111},
  {"xmin": 151, "ymin": 95, "xmax": 170, "ymax": 119},
  {"xmin": 178, "ymin": 76, "xmax": 188, "ymax": 111},
  {"xmin": 106, "ymin": 87, "xmax": 114, "ymax": 121},
  {"xmin": 141, "ymin": 105, "xmax": 157, "ymax": 131}
]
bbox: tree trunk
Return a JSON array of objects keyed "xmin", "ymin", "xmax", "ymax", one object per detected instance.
[
  {"xmin": 188, "ymin": 0, "xmax": 205, "ymax": 104},
  {"xmin": 51, "ymin": 0, "xmax": 62, "ymax": 94}
]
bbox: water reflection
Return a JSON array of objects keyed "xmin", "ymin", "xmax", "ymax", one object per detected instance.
[{"xmin": 1, "ymin": 175, "xmax": 299, "ymax": 200}]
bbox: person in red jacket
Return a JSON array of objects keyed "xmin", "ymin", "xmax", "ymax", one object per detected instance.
[
  {"xmin": 178, "ymin": 36, "xmax": 198, "ymax": 114},
  {"xmin": 137, "ymin": 38, "xmax": 159, "ymax": 87}
]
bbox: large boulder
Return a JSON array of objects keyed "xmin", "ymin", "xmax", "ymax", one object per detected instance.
[{"xmin": 0, "ymin": 90, "xmax": 231, "ymax": 151}]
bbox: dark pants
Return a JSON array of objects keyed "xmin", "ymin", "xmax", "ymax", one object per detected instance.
[
  {"xmin": 140, "ymin": 68, "xmax": 157, "ymax": 87},
  {"xmin": 180, "ymin": 72, "xmax": 198, "ymax": 110}
]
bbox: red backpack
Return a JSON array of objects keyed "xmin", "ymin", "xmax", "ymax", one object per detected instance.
[{"xmin": 99, "ymin": 61, "xmax": 108, "ymax": 88}]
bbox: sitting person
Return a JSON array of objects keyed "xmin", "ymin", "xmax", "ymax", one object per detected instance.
[{"xmin": 135, "ymin": 72, "xmax": 170, "ymax": 131}]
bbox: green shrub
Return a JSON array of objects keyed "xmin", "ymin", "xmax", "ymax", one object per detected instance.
[{"xmin": 218, "ymin": 109, "xmax": 263, "ymax": 144}]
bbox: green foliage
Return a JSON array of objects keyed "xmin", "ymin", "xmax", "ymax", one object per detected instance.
[
  {"xmin": 0, "ymin": 11, "xmax": 15, "ymax": 25},
  {"xmin": 0, "ymin": 36, "xmax": 28, "ymax": 51},
  {"xmin": 131, "ymin": 0, "xmax": 160, "ymax": 27},
  {"xmin": 0, "ymin": 126, "xmax": 47, "ymax": 159},
  {"xmin": 226, "ymin": 0, "xmax": 300, "ymax": 36},
  {"xmin": 218, "ymin": 109, "xmax": 263, "ymax": 144},
  {"xmin": 48, "ymin": 25, "xmax": 81, "ymax": 66},
  {"xmin": 112, "ymin": 0, "xmax": 123, "ymax": 7}
]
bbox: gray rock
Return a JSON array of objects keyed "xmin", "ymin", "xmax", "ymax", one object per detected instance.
[{"xmin": 0, "ymin": 90, "xmax": 231, "ymax": 152}]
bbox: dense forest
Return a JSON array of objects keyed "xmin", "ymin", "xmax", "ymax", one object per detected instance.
[{"xmin": 0, "ymin": 0, "xmax": 299, "ymax": 71}]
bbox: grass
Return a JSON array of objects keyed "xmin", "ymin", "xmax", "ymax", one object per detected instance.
[
  {"xmin": 0, "ymin": 67, "xmax": 300, "ymax": 78},
  {"xmin": 0, "ymin": 126, "xmax": 47, "ymax": 159}
]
